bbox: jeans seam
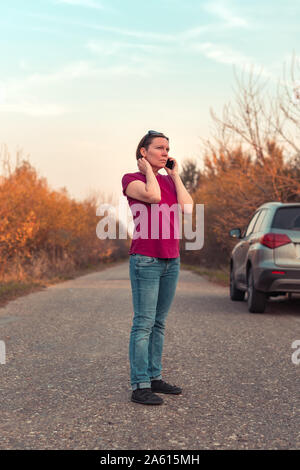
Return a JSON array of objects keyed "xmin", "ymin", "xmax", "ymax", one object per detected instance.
[
  {"xmin": 132, "ymin": 329, "xmax": 136, "ymax": 385},
  {"xmin": 150, "ymin": 324, "xmax": 154, "ymax": 378}
]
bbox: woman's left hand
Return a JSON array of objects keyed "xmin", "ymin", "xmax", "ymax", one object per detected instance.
[{"xmin": 165, "ymin": 157, "xmax": 178, "ymax": 176}]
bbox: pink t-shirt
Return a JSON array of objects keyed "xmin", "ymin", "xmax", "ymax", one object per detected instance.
[{"xmin": 122, "ymin": 171, "xmax": 180, "ymax": 258}]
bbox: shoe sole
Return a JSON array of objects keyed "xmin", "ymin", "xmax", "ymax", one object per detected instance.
[
  {"xmin": 151, "ymin": 390, "xmax": 182, "ymax": 395},
  {"xmin": 131, "ymin": 397, "xmax": 163, "ymax": 405}
]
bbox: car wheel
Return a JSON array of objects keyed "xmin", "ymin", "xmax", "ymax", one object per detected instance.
[
  {"xmin": 247, "ymin": 267, "xmax": 267, "ymax": 313},
  {"xmin": 230, "ymin": 265, "xmax": 245, "ymax": 301}
]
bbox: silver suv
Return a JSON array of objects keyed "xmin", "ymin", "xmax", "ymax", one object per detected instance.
[{"xmin": 229, "ymin": 202, "xmax": 300, "ymax": 313}]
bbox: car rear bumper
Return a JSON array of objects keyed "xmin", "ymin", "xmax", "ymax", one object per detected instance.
[{"xmin": 256, "ymin": 268, "xmax": 300, "ymax": 293}]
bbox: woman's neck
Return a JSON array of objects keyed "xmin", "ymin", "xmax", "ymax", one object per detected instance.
[{"xmin": 139, "ymin": 167, "xmax": 160, "ymax": 176}]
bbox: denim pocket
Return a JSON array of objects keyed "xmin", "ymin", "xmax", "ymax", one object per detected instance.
[{"xmin": 135, "ymin": 255, "xmax": 158, "ymax": 266}]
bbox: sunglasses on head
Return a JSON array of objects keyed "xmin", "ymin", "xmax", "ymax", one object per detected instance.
[{"xmin": 147, "ymin": 130, "xmax": 165, "ymax": 136}]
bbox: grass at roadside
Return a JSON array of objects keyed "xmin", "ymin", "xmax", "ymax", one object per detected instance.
[
  {"xmin": 181, "ymin": 263, "xmax": 229, "ymax": 287},
  {"xmin": 1, "ymin": 259, "xmax": 230, "ymax": 309},
  {"xmin": 0, "ymin": 259, "xmax": 126, "ymax": 309}
]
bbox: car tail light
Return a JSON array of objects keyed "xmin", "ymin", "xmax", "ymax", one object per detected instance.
[{"xmin": 259, "ymin": 233, "xmax": 292, "ymax": 249}]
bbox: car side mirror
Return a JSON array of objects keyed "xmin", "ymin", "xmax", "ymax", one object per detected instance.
[{"xmin": 229, "ymin": 228, "xmax": 242, "ymax": 239}]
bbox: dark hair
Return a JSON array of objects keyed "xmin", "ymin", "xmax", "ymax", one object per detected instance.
[{"xmin": 136, "ymin": 131, "xmax": 169, "ymax": 160}]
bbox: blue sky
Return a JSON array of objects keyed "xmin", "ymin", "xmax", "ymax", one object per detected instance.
[{"xmin": 0, "ymin": 0, "xmax": 299, "ymax": 203}]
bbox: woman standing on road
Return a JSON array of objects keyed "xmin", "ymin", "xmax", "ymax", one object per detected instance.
[{"xmin": 122, "ymin": 130, "xmax": 193, "ymax": 405}]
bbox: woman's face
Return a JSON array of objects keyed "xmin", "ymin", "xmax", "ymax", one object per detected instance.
[{"xmin": 140, "ymin": 137, "xmax": 170, "ymax": 170}]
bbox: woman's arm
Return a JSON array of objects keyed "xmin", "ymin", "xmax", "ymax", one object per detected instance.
[
  {"xmin": 143, "ymin": 160, "xmax": 161, "ymax": 201},
  {"xmin": 125, "ymin": 158, "xmax": 161, "ymax": 203},
  {"xmin": 170, "ymin": 173, "xmax": 194, "ymax": 213},
  {"xmin": 166, "ymin": 158, "xmax": 194, "ymax": 214}
]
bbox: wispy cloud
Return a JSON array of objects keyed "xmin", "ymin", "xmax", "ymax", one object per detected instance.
[
  {"xmin": 0, "ymin": 77, "xmax": 66, "ymax": 116},
  {"xmin": 23, "ymin": 7, "xmax": 249, "ymax": 46},
  {"xmin": 24, "ymin": 60, "xmax": 151, "ymax": 84},
  {"xmin": 190, "ymin": 41, "xmax": 273, "ymax": 79},
  {"xmin": 192, "ymin": 42, "xmax": 251, "ymax": 66},
  {"xmin": 0, "ymin": 92, "xmax": 67, "ymax": 116},
  {"xmin": 53, "ymin": 0, "xmax": 119, "ymax": 14},
  {"xmin": 86, "ymin": 40, "xmax": 165, "ymax": 56},
  {"xmin": 180, "ymin": 25, "xmax": 218, "ymax": 41},
  {"xmin": 4, "ymin": 60, "xmax": 145, "ymax": 93},
  {"xmin": 0, "ymin": 58, "xmax": 158, "ymax": 116},
  {"xmin": 0, "ymin": 2, "xmax": 280, "ymax": 117},
  {"xmin": 54, "ymin": 0, "xmax": 105, "ymax": 10},
  {"xmin": 202, "ymin": 1, "xmax": 249, "ymax": 28},
  {"xmin": 23, "ymin": 11, "xmax": 196, "ymax": 42}
]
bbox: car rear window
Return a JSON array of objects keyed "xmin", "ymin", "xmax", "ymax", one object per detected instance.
[{"xmin": 271, "ymin": 207, "xmax": 300, "ymax": 230}]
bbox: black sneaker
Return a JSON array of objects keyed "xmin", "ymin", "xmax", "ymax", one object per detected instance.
[
  {"xmin": 151, "ymin": 379, "xmax": 182, "ymax": 395},
  {"xmin": 131, "ymin": 388, "xmax": 164, "ymax": 405}
]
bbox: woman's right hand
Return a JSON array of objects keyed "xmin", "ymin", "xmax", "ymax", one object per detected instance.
[{"xmin": 137, "ymin": 157, "xmax": 152, "ymax": 175}]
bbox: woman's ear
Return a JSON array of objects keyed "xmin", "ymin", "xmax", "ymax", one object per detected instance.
[{"xmin": 140, "ymin": 147, "xmax": 146, "ymax": 158}]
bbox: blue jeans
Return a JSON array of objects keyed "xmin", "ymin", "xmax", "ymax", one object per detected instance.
[{"xmin": 129, "ymin": 254, "xmax": 180, "ymax": 390}]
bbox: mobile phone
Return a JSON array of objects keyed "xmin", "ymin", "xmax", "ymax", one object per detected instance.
[{"xmin": 165, "ymin": 158, "xmax": 174, "ymax": 169}]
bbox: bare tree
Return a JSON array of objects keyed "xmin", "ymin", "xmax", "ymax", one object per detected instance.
[
  {"xmin": 271, "ymin": 50, "xmax": 300, "ymax": 156},
  {"xmin": 0, "ymin": 144, "xmax": 31, "ymax": 179},
  {"xmin": 207, "ymin": 65, "xmax": 277, "ymax": 162},
  {"xmin": 202, "ymin": 57, "xmax": 300, "ymax": 200}
]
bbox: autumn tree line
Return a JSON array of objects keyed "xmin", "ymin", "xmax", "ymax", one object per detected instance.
[
  {"xmin": 0, "ymin": 147, "xmax": 129, "ymax": 283},
  {"xmin": 1, "ymin": 59, "xmax": 300, "ymax": 283}
]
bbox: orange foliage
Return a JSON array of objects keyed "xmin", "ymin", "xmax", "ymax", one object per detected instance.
[
  {"xmin": 0, "ymin": 159, "xmax": 128, "ymax": 279},
  {"xmin": 182, "ymin": 140, "xmax": 300, "ymax": 267}
]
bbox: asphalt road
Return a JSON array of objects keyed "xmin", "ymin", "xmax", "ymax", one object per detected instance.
[{"xmin": 0, "ymin": 261, "xmax": 299, "ymax": 450}]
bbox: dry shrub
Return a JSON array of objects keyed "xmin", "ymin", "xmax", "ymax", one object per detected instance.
[{"xmin": 0, "ymin": 150, "xmax": 128, "ymax": 282}]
